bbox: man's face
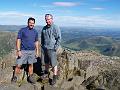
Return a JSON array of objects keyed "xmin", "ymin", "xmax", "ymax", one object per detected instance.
[
  {"xmin": 28, "ymin": 20, "xmax": 35, "ymax": 29},
  {"xmin": 45, "ymin": 15, "xmax": 53, "ymax": 26}
]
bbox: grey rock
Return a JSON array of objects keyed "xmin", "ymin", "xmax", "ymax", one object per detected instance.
[{"xmin": 1, "ymin": 49, "xmax": 120, "ymax": 90}]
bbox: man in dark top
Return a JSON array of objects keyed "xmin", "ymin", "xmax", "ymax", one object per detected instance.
[
  {"xmin": 11, "ymin": 17, "xmax": 39, "ymax": 84},
  {"xmin": 41, "ymin": 14, "xmax": 61, "ymax": 85}
]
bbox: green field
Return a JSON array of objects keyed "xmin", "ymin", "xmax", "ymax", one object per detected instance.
[{"xmin": 0, "ymin": 32, "xmax": 16, "ymax": 58}]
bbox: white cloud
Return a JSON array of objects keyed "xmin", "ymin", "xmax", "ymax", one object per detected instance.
[
  {"xmin": 54, "ymin": 16, "xmax": 120, "ymax": 27},
  {"xmin": 91, "ymin": 7, "xmax": 104, "ymax": 10},
  {"xmin": 53, "ymin": 2, "xmax": 79, "ymax": 7},
  {"xmin": 0, "ymin": 11, "xmax": 35, "ymax": 17},
  {"xmin": 91, "ymin": 7, "xmax": 105, "ymax": 10},
  {"xmin": 39, "ymin": 5, "xmax": 55, "ymax": 8},
  {"xmin": 32, "ymin": 3, "xmax": 55, "ymax": 8},
  {"xmin": 0, "ymin": 11, "xmax": 120, "ymax": 28},
  {"xmin": 0, "ymin": 11, "xmax": 43, "ymax": 25}
]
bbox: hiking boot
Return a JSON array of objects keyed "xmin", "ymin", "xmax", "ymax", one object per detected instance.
[
  {"xmin": 41, "ymin": 74, "xmax": 48, "ymax": 79},
  {"xmin": 50, "ymin": 75, "xmax": 58, "ymax": 85},
  {"xmin": 28, "ymin": 74, "xmax": 36, "ymax": 84},
  {"xmin": 44, "ymin": 70, "xmax": 49, "ymax": 74},
  {"xmin": 11, "ymin": 76, "xmax": 17, "ymax": 83}
]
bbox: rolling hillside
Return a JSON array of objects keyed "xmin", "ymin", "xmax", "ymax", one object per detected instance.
[
  {"xmin": 0, "ymin": 26, "xmax": 120, "ymax": 57},
  {"xmin": 0, "ymin": 32, "xmax": 16, "ymax": 58},
  {"xmin": 63, "ymin": 36, "xmax": 120, "ymax": 56}
]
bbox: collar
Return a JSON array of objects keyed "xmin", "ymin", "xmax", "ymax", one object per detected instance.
[
  {"xmin": 26, "ymin": 26, "xmax": 34, "ymax": 30},
  {"xmin": 46, "ymin": 23, "xmax": 54, "ymax": 28}
]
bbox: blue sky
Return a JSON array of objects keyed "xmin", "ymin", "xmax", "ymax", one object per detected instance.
[{"xmin": 0, "ymin": 0, "xmax": 120, "ymax": 27}]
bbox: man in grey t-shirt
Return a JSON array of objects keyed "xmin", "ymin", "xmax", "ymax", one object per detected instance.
[{"xmin": 41, "ymin": 14, "xmax": 61, "ymax": 85}]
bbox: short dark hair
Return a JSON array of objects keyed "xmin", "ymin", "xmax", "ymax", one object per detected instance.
[
  {"xmin": 45, "ymin": 14, "xmax": 53, "ymax": 19},
  {"xmin": 28, "ymin": 17, "xmax": 35, "ymax": 23}
]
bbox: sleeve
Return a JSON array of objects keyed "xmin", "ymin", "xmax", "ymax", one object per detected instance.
[
  {"xmin": 54, "ymin": 25, "xmax": 61, "ymax": 51},
  {"xmin": 17, "ymin": 29, "xmax": 22, "ymax": 39}
]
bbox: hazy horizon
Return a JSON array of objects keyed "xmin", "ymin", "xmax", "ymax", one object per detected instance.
[{"xmin": 0, "ymin": 25, "xmax": 120, "ymax": 29}]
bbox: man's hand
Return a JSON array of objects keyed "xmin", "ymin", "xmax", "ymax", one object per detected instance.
[
  {"xmin": 16, "ymin": 51, "xmax": 22, "ymax": 57},
  {"xmin": 35, "ymin": 52, "xmax": 39, "ymax": 58}
]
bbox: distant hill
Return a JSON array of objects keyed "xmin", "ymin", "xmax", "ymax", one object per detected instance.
[
  {"xmin": 0, "ymin": 25, "xmax": 43, "ymax": 32},
  {"xmin": 0, "ymin": 25, "xmax": 120, "ymax": 57},
  {"xmin": 63, "ymin": 36, "xmax": 120, "ymax": 56},
  {"xmin": 59, "ymin": 27, "xmax": 120, "ymax": 56}
]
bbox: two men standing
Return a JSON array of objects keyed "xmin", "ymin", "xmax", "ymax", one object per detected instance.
[{"xmin": 11, "ymin": 14, "xmax": 61, "ymax": 85}]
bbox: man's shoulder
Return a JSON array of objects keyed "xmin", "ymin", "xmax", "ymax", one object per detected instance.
[
  {"xmin": 43, "ymin": 25, "xmax": 47, "ymax": 28},
  {"xmin": 33, "ymin": 29, "xmax": 38, "ymax": 34},
  {"xmin": 21, "ymin": 27, "xmax": 27, "ymax": 30},
  {"xmin": 42, "ymin": 25, "xmax": 47, "ymax": 31},
  {"xmin": 52, "ymin": 24, "xmax": 59, "ymax": 29},
  {"xmin": 52, "ymin": 24, "xmax": 60, "ymax": 32},
  {"xmin": 19, "ymin": 27, "xmax": 27, "ymax": 32},
  {"xmin": 53, "ymin": 24, "xmax": 58, "ymax": 26}
]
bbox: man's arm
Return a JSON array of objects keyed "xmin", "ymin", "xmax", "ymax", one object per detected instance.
[
  {"xmin": 35, "ymin": 31, "xmax": 39, "ymax": 57},
  {"xmin": 16, "ymin": 39, "xmax": 21, "ymax": 51},
  {"xmin": 35, "ymin": 41, "xmax": 39, "ymax": 57},
  {"xmin": 16, "ymin": 29, "xmax": 22, "ymax": 57},
  {"xmin": 16, "ymin": 39, "xmax": 22, "ymax": 57},
  {"xmin": 54, "ymin": 25, "xmax": 61, "ymax": 51}
]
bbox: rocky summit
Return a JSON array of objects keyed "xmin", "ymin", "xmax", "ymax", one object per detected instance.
[{"xmin": 0, "ymin": 48, "xmax": 120, "ymax": 90}]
